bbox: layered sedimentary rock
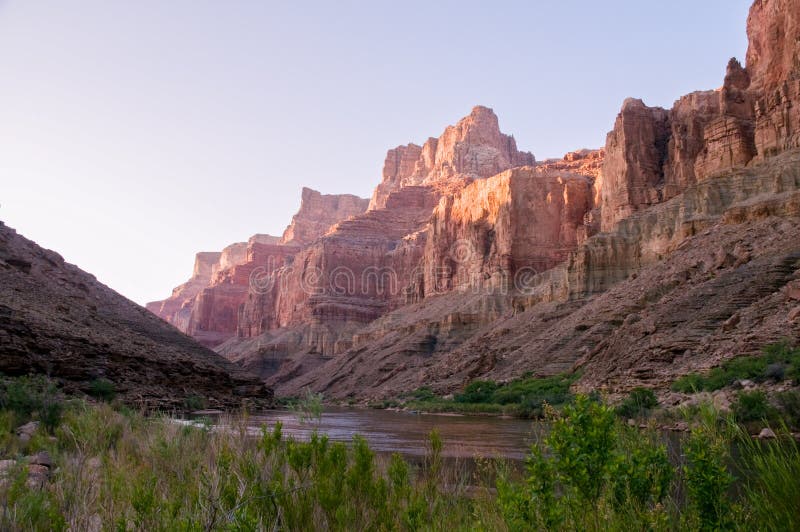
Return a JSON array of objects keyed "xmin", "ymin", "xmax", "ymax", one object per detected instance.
[
  {"xmin": 423, "ymin": 167, "xmax": 592, "ymax": 296},
  {"xmin": 281, "ymin": 188, "xmax": 369, "ymax": 245},
  {"xmin": 148, "ymin": 188, "xmax": 368, "ymax": 347},
  {"xmin": 278, "ymin": 150, "xmax": 800, "ymax": 400},
  {"xmin": 0, "ymin": 222, "xmax": 272, "ymax": 409},
  {"xmin": 269, "ymin": 0, "xmax": 800, "ymax": 399},
  {"xmin": 218, "ymin": 107, "xmax": 542, "ymax": 376},
  {"xmin": 598, "ymin": 0, "xmax": 799, "ymax": 233},
  {"xmin": 368, "ymin": 144, "xmax": 423, "ymax": 210},
  {"xmin": 368, "ymin": 106, "xmax": 535, "ymax": 210}
]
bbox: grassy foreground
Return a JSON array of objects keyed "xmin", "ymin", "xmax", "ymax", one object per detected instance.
[{"xmin": 1, "ymin": 378, "xmax": 800, "ymax": 530}]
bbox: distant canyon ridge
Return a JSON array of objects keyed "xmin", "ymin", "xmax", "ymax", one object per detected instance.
[{"xmin": 148, "ymin": 0, "xmax": 800, "ymax": 401}]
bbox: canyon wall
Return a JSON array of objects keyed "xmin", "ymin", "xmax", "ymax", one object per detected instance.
[
  {"xmin": 147, "ymin": 189, "xmax": 369, "ymax": 347},
  {"xmin": 269, "ymin": 0, "xmax": 800, "ymax": 399},
  {"xmin": 151, "ymin": 0, "xmax": 800, "ymax": 399},
  {"xmin": 1, "ymin": 222, "xmax": 272, "ymax": 409}
]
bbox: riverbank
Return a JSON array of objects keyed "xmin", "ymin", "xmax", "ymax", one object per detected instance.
[{"xmin": 2, "ymin": 375, "xmax": 800, "ymax": 529}]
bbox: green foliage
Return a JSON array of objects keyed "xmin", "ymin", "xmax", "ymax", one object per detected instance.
[
  {"xmin": 683, "ymin": 411, "xmax": 735, "ymax": 530},
  {"xmin": 733, "ymin": 390, "xmax": 776, "ymax": 423},
  {"xmin": 775, "ymin": 389, "xmax": 800, "ymax": 430},
  {"xmin": 454, "ymin": 380, "xmax": 498, "ymax": 403},
  {"xmin": 615, "ymin": 387, "xmax": 659, "ymax": 419},
  {"xmin": 87, "ymin": 378, "xmax": 116, "ymax": 402},
  {"xmin": 497, "ymin": 394, "xmax": 673, "ymax": 530},
  {"xmin": 612, "ymin": 429, "xmax": 673, "ymax": 509},
  {"xmin": 182, "ymin": 394, "xmax": 207, "ymax": 411},
  {"xmin": 3, "ymin": 373, "xmax": 800, "ymax": 529},
  {"xmin": 738, "ymin": 427, "xmax": 800, "ymax": 530},
  {"xmin": 291, "ymin": 388, "xmax": 324, "ymax": 424},
  {"xmin": 549, "ymin": 395, "xmax": 618, "ymax": 505},
  {"xmin": 672, "ymin": 341, "xmax": 800, "ymax": 393},
  {"xmin": 0, "ymin": 375, "xmax": 64, "ymax": 432},
  {"xmin": 407, "ymin": 386, "xmax": 436, "ymax": 401},
  {"xmin": 405, "ymin": 374, "xmax": 575, "ymax": 418}
]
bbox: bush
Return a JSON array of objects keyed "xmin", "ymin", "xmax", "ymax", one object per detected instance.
[
  {"xmin": 671, "ymin": 342, "xmax": 800, "ymax": 393},
  {"xmin": 615, "ymin": 387, "xmax": 659, "ymax": 419},
  {"xmin": 498, "ymin": 394, "xmax": 671, "ymax": 530},
  {"xmin": 454, "ymin": 380, "xmax": 498, "ymax": 403},
  {"xmin": 87, "ymin": 379, "xmax": 116, "ymax": 402},
  {"xmin": 0, "ymin": 376, "xmax": 63, "ymax": 432},
  {"xmin": 683, "ymin": 409, "xmax": 735, "ymax": 530},
  {"xmin": 775, "ymin": 390, "xmax": 800, "ymax": 430},
  {"xmin": 672, "ymin": 373, "xmax": 705, "ymax": 393},
  {"xmin": 733, "ymin": 390, "xmax": 776, "ymax": 423},
  {"xmin": 183, "ymin": 394, "xmax": 207, "ymax": 411}
]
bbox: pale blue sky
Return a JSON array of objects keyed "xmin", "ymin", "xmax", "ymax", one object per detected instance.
[{"xmin": 0, "ymin": 1, "xmax": 752, "ymax": 304}]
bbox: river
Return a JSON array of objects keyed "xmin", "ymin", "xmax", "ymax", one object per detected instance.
[{"xmin": 231, "ymin": 407, "xmax": 543, "ymax": 462}]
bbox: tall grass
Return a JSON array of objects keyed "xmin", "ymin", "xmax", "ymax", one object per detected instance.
[{"xmin": 0, "ymin": 379, "xmax": 799, "ymax": 529}]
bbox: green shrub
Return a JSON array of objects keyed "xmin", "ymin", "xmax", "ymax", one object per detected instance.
[
  {"xmin": 672, "ymin": 342, "xmax": 800, "ymax": 394},
  {"xmin": 454, "ymin": 380, "xmax": 498, "ymax": 403},
  {"xmin": 733, "ymin": 390, "xmax": 776, "ymax": 423},
  {"xmin": 775, "ymin": 390, "xmax": 800, "ymax": 430},
  {"xmin": 407, "ymin": 386, "xmax": 436, "ymax": 402},
  {"xmin": 739, "ymin": 427, "xmax": 800, "ymax": 530},
  {"xmin": 183, "ymin": 394, "xmax": 207, "ymax": 411},
  {"xmin": 87, "ymin": 378, "xmax": 116, "ymax": 401},
  {"xmin": 0, "ymin": 376, "xmax": 63, "ymax": 432},
  {"xmin": 612, "ymin": 430, "xmax": 673, "ymax": 509},
  {"xmin": 683, "ymin": 410, "xmax": 735, "ymax": 530},
  {"xmin": 615, "ymin": 387, "xmax": 659, "ymax": 419},
  {"xmin": 672, "ymin": 373, "xmax": 705, "ymax": 393}
]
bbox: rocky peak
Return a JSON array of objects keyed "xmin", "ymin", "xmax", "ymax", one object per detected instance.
[
  {"xmin": 746, "ymin": 0, "xmax": 800, "ymax": 90},
  {"xmin": 418, "ymin": 105, "xmax": 535, "ymax": 183},
  {"xmin": 369, "ymin": 106, "xmax": 535, "ymax": 209},
  {"xmin": 280, "ymin": 187, "xmax": 369, "ymax": 245},
  {"xmin": 192, "ymin": 252, "xmax": 221, "ymax": 281}
]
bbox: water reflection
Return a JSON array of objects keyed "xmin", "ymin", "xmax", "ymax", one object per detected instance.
[{"xmin": 237, "ymin": 407, "xmax": 544, "ymax": 461}]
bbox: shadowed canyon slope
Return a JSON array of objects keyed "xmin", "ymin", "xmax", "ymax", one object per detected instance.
[
  {"xmin": 150, "ymin": 0, "xmax": 800, "ymax": 401},
  {"xmin": 0, "ymin": 222, "xmax": 272, "ymax": 409}
]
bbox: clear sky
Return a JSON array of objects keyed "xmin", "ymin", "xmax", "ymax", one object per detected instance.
[{"xmin": 0, "ymin": 0, "xmax": 752, "ymax": 305}]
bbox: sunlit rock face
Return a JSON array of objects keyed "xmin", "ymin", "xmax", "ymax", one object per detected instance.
[
  {"xmin": 151, "ymin": 0, "xmax": 800, "ymax": 397},
  {"xmin": 422, "ymin": 167, "xmax": 593, "ymax": 297},
  {"xmin": 597, "ymin": 0, "xmax": 800, "ymax": 233},
  {"xmin": 368, "ymin": 106, "xmax": 535, "ymax": 210},
  {"xmin": 146, "ymin": 188, "xmax": 368, "ymax": 347},
  {"xmin": 281, "ymin": 188, "xmax": 370, "ymax": 245},
  {"xmin": 264, "ymin": 0, "xmax": 800, "ymax": 401}
]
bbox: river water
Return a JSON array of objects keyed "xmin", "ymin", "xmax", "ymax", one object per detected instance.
[{"xmin": 239, "ymin": 407, "xmax": 543, "ymax": 461}]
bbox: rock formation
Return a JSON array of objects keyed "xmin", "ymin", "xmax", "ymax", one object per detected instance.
[
  {"xmin": 265, "ymin": 0, "xmax": 800, "ymax": 399},
  {"xmin": 282, "ymin": 188, "xmax": 370, "ymax": 245},
  {"xmin": 368, "ymin": 106, "xmax": 535, "ymax": 210},
  {"xmin": 0, "ymin": 222, "xmax": 272, "ymax": 409},
  {"xmin": 151, "ymin": 0, "xmax": 800, "ymax": 401},
  {"xmin": 147, "ymin": 188, "xmax": 369, "ymax": 347}
]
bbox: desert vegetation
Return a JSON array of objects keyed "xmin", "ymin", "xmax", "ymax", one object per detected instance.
[{"xmin": 0, "ymin": 374, "xmax": 799, "ymax": 530}]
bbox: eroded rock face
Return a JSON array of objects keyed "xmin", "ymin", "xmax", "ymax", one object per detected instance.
[
  {"xmin": 275, "ymin": 152, "xmax": 800, "ymax": 400},
  {"xmin": 268, "ymin": 0, "xmax": 800, "ymax": 400},
  {"xmin": 368, "ymin": 107, "xmax": 535, "ymax": 210},
  {"xmin": 423, "ymin": 167, "xmax": 592, "ymax": 296},
  {"xmin": 0, "ymin": 222, "xmax": 272, "ymax": 409},
  {"xmin": 599, "ymin": 0, "xmax": 799, "ymax": 232},
  {"xmin": 281, "ymin": 188, "xmax": 369, "ymax": 245},
  {"xmin": 215, "ymin": 108, "xmax": 540, "ymax": 370},
  {"xmin": 369, "ymin": 144, "xmax": 423, "ymax": 210},
  {"xmin": 600, "ymin": 99, "xmax": 671, "ymax": 232},
  {"xmin": 148, "ymin": 188, "xmax": 367, "ymax": 347}
]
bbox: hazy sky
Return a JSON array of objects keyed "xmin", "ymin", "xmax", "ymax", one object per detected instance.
[{"xmin": 1, "ymin": 1, "xmax": 752, "ymax": 305}]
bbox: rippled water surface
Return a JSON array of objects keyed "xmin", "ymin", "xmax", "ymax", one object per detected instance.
[{"xmin": 238, "ymin": 408, "xmax": 543, "ymax": 461}]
